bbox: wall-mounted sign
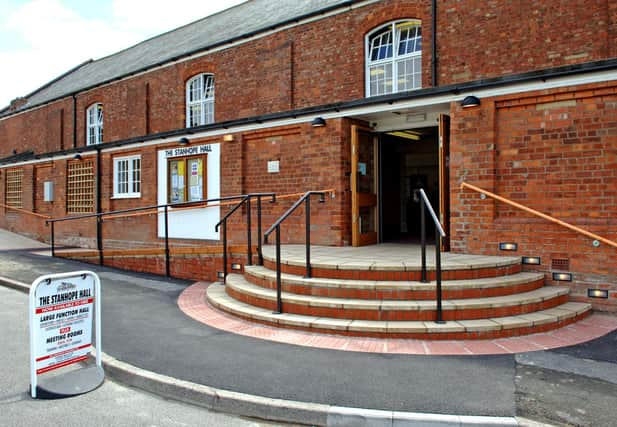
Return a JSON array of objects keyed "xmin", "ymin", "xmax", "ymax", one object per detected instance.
[
  {"xmin": 29, "ymin": 271, "xmax": 104, "ymax": 399},
  {"xmin": 164, "ymin": 144, "xmax": 212, "ymax": 158},
  {"xmin": 267, "ymin": 160, "xmax": 280, "ymax": 173}
]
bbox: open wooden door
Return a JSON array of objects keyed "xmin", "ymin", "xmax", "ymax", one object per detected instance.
[
  {"xmin": 438, "ymin": 114, "xmax": 451, "ymax": 251},
  {"xmin": 351, "ymin": 125, "xmax": 378, "ymax": 246}
]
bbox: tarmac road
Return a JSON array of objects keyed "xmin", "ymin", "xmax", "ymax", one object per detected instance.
[
  {"xmin": 0, "ymin": 284, "xmax": 289, "ymax": 427},
  {"xmin": 1, "ymin": 228, "xmax": 616, "ymax": 426}
]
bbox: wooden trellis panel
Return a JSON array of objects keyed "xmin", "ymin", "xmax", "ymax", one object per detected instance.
[
  {"xmin": 5, "ymin": 169, "xmax": 23, "ymax": 208},
  {"xmin": 67, "ymin": 161, "xmax": 94, "ymax": 213}
]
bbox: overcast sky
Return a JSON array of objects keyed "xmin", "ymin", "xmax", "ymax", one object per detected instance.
[{"xmin": 0, "ymin": 0, "xmax": 247, "ymax": 108}]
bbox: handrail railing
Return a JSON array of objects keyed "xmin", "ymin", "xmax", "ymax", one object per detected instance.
[
  {"xmin": 418, "ymin": 188, "xmax": 446, "ymax": 323},
  {"xmin": 0, "ymin": 202, "xmax": 52, "ymax": 219},
  {"xmin": 264, "ymin": 191, "xmax": 327, "ymax": 314},
  {"xmin": 460, "ymin": 182, "xmax": 617, "ymax": 249},
  {"xmin": 215, "ymin": 193, "xmax": 276, "ymax": 282},
  {"xmin": 46, "ymin": 195, "xmax": 249, "ymax": 274}
]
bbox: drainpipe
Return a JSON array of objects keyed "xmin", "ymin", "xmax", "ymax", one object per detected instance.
[
  {"xmin": 431, "ymin": 0, "xmax": 437, "ymax": 87},
  {"xmin": 72, "ymin": 95, "xmax": 77, "ymax": 148},
  {"xmin": 96, "ymin": 147, "xmax": 103, "ymax": 265}
]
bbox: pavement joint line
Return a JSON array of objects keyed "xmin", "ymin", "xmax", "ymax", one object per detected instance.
[
  {"xmin": 1, "ymin": 274, "xmax": 521, "ymax": 426},
  {"xmin": 516, "ymin": 351, "xmax": 617, "ymax": 385}
]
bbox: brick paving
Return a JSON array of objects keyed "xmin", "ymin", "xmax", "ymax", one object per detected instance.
[{"xmin": 179, "ymin": 282, "xmax": 617, "ymax": 355}]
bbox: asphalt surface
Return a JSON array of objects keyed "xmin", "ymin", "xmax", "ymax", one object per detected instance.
[
  {"xmin": 0, "ymin": 285, "xmax": 284, "ymax": 427},
  {"xmin": 1, "ymin": 239, "xmax": 617, "ymax": 425},
  {"xmin": 0, "ymin": 248, "xmax": 516, "ymax": 416}
]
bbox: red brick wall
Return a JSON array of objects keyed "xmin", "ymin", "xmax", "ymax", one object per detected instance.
[
  {"xmin": 0, "ymin": 98, "xmax": 73, "ymax": 157},
  {"xmin": 439, "ymin": 0, "xmax": 614, "ymax": 84},
  {"xmin": 3, "ymin": 0, "xmax": 614, "ymax": 159},
  {"xmin": 450, "ymin": 82, "xmax": 617, "ymax": 311}
]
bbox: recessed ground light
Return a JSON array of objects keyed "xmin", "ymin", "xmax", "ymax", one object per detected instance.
[
  {"xmin": 231, "ymin": 263, "xmax": 242, "ymax": 271},
  {"xmin": 499, "ymin": 242, "xmax": 518, "ymax": 251},
  {"xmin": 522, "ymin": 256, "xmax": 541, "ymax": 265},
  {"xmin": 587, "ymin": 289, "xmax": 609, "ymax": 299},
  {"xmin": 552, "ymin": 272, "xmax": 572, "ymax": 282}
]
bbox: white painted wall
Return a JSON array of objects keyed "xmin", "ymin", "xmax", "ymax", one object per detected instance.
[{"xmin": 157, "ymin": 143, "xmax": 221, "ymax": 240}]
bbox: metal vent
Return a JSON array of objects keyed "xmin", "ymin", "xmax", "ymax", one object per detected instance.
[{"xmin": 551, "ymin": 258, "xmax": 570, "ymax": 271}]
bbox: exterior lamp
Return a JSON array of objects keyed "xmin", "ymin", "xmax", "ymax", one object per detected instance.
[
  {"xmin": 311, "ymin": 117, "xmax": 326, "ymax": 127},
  {"xmin": 179, "ymin": 137, "xmax": 190, "ymax": 145},
  {"xmin": 499, "ymin": 242, "xmax": 517, "ymax": 251},
  {"xmin": 461, "ymin": 96, "xmax": 481, "ymax": 108},
  {"xmin": 73, "ymin": 154, "xmax": 82, "ymax": 160},
  {"xmin": 587, "ymin": 289, "xmax": 608, "ymax": 299},
  {"xmin": 522, "ymin": 256, "xmax": 541, "ymax": 265},
  {"xmin": 552, "ymin": 272, "xmax": 573, "ymax": 282}
]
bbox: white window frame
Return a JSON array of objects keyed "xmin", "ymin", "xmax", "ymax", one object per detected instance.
[
  {"xmin": 86, "ymin": 103, "xmax": 104, "ymax": 145},
  {"xmin": 113, "ymin": 155, "xmax": 141, "ymax": 199},
  {"xmin": 186, "ymin": 74, "xmax": 215, "ymax": 127},
  {"xmin": 365, "ymin": 20, "xmax": 422, "ymax": 97}
]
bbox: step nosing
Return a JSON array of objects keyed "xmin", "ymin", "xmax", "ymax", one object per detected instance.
[
  {"xmin": 227, "ymin": 276, "xmax": 568, "ymax": 310},
  {"xmin": 208, "ymin": 286, "xmax": 591, "ymax": 336},
  {"xmin": 245, "ymin": 267, "xmax": 543, "ymax": 289}
]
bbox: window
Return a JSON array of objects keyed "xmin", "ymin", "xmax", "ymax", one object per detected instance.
[
  {"xmin": 67, "ymin": 161, "xmax": 94, "ymax": 213},
  {"xmin": 168, "ymin": 156, "xmax": 207, "ymax": 203},
  {"xmin": 113, "ymin": 155, "xmax": 141, "ymax": 198},
  {"xmin": 86, "ymin": 103, "xmax": 104, "ymax": 145},
  {"xmin": 5, "ymin": 168, "xmax": 23, "ymax": 208},
  {"xmin": 186, "ymin": 74, "xmax": 214, "ymax": 127},
  {"xmin": 366, "ymin": 20, "xmax": 422, "ymax": 96}
]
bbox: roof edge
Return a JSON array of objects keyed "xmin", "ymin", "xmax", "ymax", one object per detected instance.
[
  {"xmin": 0, "ymin": 0, "xmax": 364, "ymax": 119},
  {"xmin": 0, "ymin": 59, "xmax": 94, "ymax": 113}
]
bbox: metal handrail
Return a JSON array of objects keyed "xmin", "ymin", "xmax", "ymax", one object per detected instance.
[
  {"xmin": 46, "ymin": 194, "xmax": 249, "ymax": 274},
  {"xmin": 264, "ymin": 191, "xmax": 327, "ymax": 314},
  {"xmin": 418, "ymin": 188, "xmax": 446, "ymax": 323},
  {"xmin": 46, "ymin": 196, "xmax": 247, "ymax": 223},
  {"xmin": 215, "ymin": 193, "xmax": 276, "ymax": 282},
  {"xmin": 461, "ymin": 182, "xmax": 617, "ymax": 249}
]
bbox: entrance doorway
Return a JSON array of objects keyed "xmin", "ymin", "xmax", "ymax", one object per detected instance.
[
  {"xmin": 350, "ymin": 115, "xmax": 450, "ymax": 248},
  {"xmin": 381, "ymin": 127, "xmax": 439, "ymax": 243}
]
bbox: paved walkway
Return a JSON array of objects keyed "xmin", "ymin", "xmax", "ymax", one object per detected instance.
[{"xmin": 2, "ymin": 228, "xmax": 617, "ymax": 426}]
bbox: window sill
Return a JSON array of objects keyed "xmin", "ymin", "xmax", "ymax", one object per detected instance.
[{"xmin": 111, "ymin": 194, "xmax": 141, "ymax": 200}]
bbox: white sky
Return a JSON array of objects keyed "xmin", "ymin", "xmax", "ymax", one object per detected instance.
[{"xmin": 0, "ymin": 0, "xmax": 247, "ymax": 108}]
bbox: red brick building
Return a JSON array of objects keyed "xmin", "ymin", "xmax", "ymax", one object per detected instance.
[{"xmin": 1, "ymin": 0, "xmax": 616, "ymax": 311}]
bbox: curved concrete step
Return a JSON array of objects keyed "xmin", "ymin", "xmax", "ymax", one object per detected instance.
[
  {"xmin": 207, "ymin": 285, "xmax": 591, "ymax": 340},
  {"xmin": 244, "ymin": 265, "xmax": 545, "ymax": 300},
  {"xmin": 261, "ymin": 245, "xmax": 522, "ymax": 281},
  {"xmin": 225, "ymin": 274, "xmax": 570, "ymax": 321}
]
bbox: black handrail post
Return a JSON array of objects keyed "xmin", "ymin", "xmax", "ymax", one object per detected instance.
[
  {"xmin": 246, "ymin": 196, "xmax": 252, "ymax": 266},
  {"xmin": 257, "ymin": 196, "xmax": 263, "ymax": 265},
  {"xmin": 97, "ymin": 216, "xmax": 104, "ymax": 266},
  {"xmin": 435, "ymin": 228, "xmax": 444, "ymax": 323},
  {"xmin": 50, "ymin": 221, "xmax": 55, "ymax": 257},
  {"xmin": 222, "ymin": 220, "xmax": 228, "ymax": 283},
  {"xmin": 420, "ymin": 195, "xmax": 427, "ymax": 283},
  {"xmin": 275, "ymin": 225, "xmax": 282, "ymax": 314},
  {"xmin": 305, "ymin": 196, "xmax": 311, "ymax": 278},
  {"xmin": 164, "ymin": 205, "xmax": 170, "ymax": 277}
]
